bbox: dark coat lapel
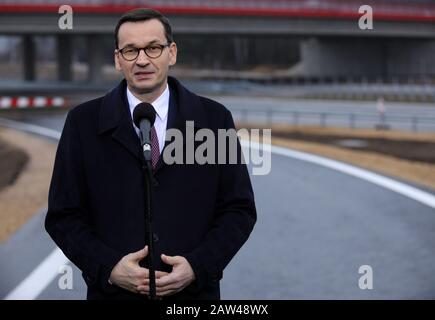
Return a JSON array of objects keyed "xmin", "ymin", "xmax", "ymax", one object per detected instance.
[
  {"xmin": 153, "ymin": 76, "xmax": 209, "ymax": 173},
  {"xmin": 98, "ymin": 80, "xmax": 142, "ymax": 163}
]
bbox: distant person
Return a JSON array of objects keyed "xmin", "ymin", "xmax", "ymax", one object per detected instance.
[{"xmin": 45, "ymin": 8, "xmax": 256, "ymax": 300}]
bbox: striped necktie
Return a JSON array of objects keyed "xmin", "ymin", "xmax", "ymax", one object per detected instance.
[{"xmin": 150, "ymin": 124, "xmax": 159, "ymax": 170}]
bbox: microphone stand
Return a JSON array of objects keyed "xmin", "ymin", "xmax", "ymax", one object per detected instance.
[{"xmin": 141, "ymin": 142, "xmax": 157, "ymax": 300}]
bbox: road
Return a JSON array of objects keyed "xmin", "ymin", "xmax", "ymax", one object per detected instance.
[{"xmin": 1, "ymin": 100, "xmax": 435, "ymax": 299}]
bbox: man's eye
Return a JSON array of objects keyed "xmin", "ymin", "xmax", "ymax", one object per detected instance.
[
  {"xmin": 123, "ymin": 48, "xmax": 136, "ymax": 54},
  {"xmin": 147, "ymin": 46, "xmax": 160, "ymax": 52}
]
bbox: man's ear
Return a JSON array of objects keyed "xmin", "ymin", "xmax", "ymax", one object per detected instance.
[
  {"xmin": 114, "ymin": 50, "xmax": 122, "ymax": 71},
  {"xmin": 169, "ymin": 42, "xmax": 177, "ymax": 66}
]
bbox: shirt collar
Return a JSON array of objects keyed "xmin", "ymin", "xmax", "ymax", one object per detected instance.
[{"xmin": 126, "ymin": 83, "xmax": 169, "ymax": 121}]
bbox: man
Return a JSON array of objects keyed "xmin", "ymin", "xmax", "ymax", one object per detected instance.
[{"xmin": 45, "ymin": 8, "xmax": 256, "ymax": 300}]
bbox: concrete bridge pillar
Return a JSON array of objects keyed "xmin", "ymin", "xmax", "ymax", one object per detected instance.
[
  {"xmin": 23, "ymin": 35, "xmax": 35, "ymax": 81},
  {"xmin": 87, "ymin": 34, "xmax": 104, "ymax": 83},
  {"xmin": 56, "ymin": 34, "xmax": 73, "ymax": 82}
]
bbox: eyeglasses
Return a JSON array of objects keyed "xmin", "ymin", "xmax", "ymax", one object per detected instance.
[{"xmin": 117, "ymin": 43, "xmax": 171, "ymax": 61}]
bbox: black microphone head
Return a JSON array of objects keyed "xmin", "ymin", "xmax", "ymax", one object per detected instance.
[{"xmin": 133, "ymin": 102, "xmax": 157, "ymax": 128}]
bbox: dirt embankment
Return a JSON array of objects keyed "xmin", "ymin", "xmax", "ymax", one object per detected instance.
[
  {"xmin": 0, "ymin": 136, "xmax": 29, "ymax": 192},
  {"xmin": 0, "ymin": 127, "xmax": 56, "ymax": 243},
  {"xmin": 239, "ymin": 123, "xmax": 435, "ymax": 191}
]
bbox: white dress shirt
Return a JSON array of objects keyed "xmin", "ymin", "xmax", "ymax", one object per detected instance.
[{"xmin": 126, "ymin": 84, "xmax": 169, "ymax": 153}]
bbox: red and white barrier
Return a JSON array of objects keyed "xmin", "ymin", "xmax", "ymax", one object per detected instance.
[{"xmin": 0, "ymin": 96, "xmax": 66, "ymax": 109}]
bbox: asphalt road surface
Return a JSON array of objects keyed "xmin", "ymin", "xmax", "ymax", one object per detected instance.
[{"xmin": 1, "ymin": 99, "xmax": 435, "ymax": 299}]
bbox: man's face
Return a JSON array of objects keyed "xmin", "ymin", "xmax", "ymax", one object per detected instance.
[{"xmin": 115, "ymin": 19, "xmax": 177, "ymax": 97}]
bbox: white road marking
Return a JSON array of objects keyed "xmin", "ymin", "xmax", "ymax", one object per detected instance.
[
  {"xmin": 0, "ymin": 117, "xmax": 61, "ymax": 140},
  {"xmin": 4, "ymin": 248, "xmax": 69, "ymax": 300},
  {"xmin": 2, "ymin": 118, "xmax": 434, "ymax": 300},
  {"xmin": 242, "ymin": 141, "xmax": 435, "ymax": 209}
]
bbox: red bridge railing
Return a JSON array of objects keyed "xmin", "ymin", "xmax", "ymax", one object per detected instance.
[{"xmin": 1, "ymin": 0, "xmax": 435, "ymax": 22}]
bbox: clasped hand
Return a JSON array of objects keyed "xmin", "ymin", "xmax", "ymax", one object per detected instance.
[{"xmin": 109, "ymin": 246, "xmax": 195, "ymax": 297}]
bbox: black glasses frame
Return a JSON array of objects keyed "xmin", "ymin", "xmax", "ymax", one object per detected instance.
[{"xmin": 117, "ymin": 43, "xmax": 171, "ymax": 61}]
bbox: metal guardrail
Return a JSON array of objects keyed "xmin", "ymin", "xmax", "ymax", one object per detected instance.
[{"xmin": 233, "ymin": 108, "xmax": 435, "ymax": 132}]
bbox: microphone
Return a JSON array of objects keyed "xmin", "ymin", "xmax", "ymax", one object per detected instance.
[
  {"xmin": 133, "ymin": 102, "xmax": 157, "ymax": 300},
  {"xmin": 133, "ymin": 103, "xmax": 156, "ymax": 162}
]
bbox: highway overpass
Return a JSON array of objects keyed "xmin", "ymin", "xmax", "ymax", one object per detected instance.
[{"xmin": 0, "ymin": 0, "xmax": 434, "ymax": 83}]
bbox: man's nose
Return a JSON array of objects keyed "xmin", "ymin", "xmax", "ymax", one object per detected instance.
[{"xmin": 136, "ymin": 49, "xmax": 150, "ymax": 66}]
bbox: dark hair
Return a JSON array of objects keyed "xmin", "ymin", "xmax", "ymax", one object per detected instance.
[{"xmin": 114, "ymin": 8, "xmax": 173, "ymax": 48}]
